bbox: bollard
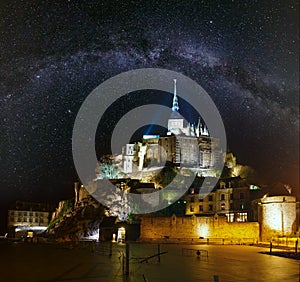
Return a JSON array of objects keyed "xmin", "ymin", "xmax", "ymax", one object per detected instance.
[
  {"xmin": 109, "ymin": 241, "xmax": 112, "ymax": 257},
  {"xmin": 295, "ymin": 239, "xmax": 298, "ymax": 254},
  {"xmin": 158, "ymin": 244, "xmax": 161, "ymax": 263},
  {"xmin": 269, "ymin": 241, "xmax": 272, "ymax": 254},
  {"xmin": 125, "ymin": 242, "xmax": 130, "ymax": 276},
  {"xmin": 122, "ymin": 253, "xmax": 125, "ymax": 276}
]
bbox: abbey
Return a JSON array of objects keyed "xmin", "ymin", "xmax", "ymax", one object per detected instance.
[{"xmin": 122, "ymin": 79, "xmax": 223, "ymax": 178}]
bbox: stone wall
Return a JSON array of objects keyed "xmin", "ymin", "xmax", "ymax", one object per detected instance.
[
  {"xmin": 258, "ymin": 195, "xmax": 297, "ymax": 241},
  {"xmin": 140, "ymin": 214, "xmax": 259, "ymax": 241}
]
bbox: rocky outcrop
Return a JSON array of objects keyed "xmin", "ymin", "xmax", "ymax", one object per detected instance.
[{"xmin": 46, "ymin": 184, "xmax": 105, "ymax": 240}]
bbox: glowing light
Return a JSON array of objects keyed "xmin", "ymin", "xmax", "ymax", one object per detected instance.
[
  {"xmin": 250, "ymin": 185, "xmax": 260, "ymax": 190},
  {"xmin": 117, "ymin": 227, "xmax": 126, "ymax": 243},
  {"xmin": 15, "ymin": 226, "xmax": 47, "ymax": 232},
  {"xmin": 143, "ymin": 135, "xmax": 160, "ymax": 139},
  {"xmin": 27, "ymin": 231, "xmax": 33, "ymax": 238},
  {"xmin": 197, "ymin": 224, "xmax": 210, "ymax": 238}
]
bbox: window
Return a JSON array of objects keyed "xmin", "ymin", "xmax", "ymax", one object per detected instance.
[
  {"xmin": 190, "ymin": 205, "xmax": 194, "ymax": 212},
  {"xmin": 199, "ymin": 205, "xmax": 203, "ymax": 212},
  {"xmin": 230, "ymin": 203, "xmax": 234, "ymax": 210},
  {"xmin": 240, "ymin": 203, "xmax": 244, "ymax": 210},
  {"xmin": 199, "ymin": 198, "xmax": 203, "ymax": 202},
  {"xmin": 209, "ymin": 204, "xmax": 213, "ymax": 211},
  {"xmin": 230, "ymin": 194, "xmax": 233, "ymax": 200},
  {"xmin": 221, "ymin": 203, "xmax": 226, "ymax": 211},
  {"xmin": 226, "ymin": 213, "xmax": 234, "ymax": 222},
  {"xmin": 220, "ymin": 194, "xmax": 225, "ymax": 201},
  {"xmin": 240, "ymin": 193, "xmax": 244, "ymax": 199},
  {"xmin": 236, "ymin": 212, "xmax": 247, "ymax": 222},
  {"xmin": 190, "ymin": 197, "xmax": 195, "ymax": 203},
  {"xmin": 208, "ymin": 195, "xmax": 213, "ymax": 201}
]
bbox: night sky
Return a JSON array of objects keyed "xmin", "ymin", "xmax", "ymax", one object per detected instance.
[{"xmin": 0, "ymin": 0, "xmax": 299, "ymax": 230}]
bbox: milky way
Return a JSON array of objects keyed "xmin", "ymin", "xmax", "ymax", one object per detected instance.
[{"xmin": 0, "ymin": 0, "xmax": 299, "ymax": 214}]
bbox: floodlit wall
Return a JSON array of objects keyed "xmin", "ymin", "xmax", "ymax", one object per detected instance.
[
  {"xmin": 259, "ymin": 196, "xmax": 297, "ymax": 241},
  {"xmin": 140, "ymin": 214, "xmax": 259, "ymax": 241}
]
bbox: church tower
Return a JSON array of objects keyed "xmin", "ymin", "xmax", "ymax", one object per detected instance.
[{"xmin": 168, "ymin": 79, "xmax": 185, "ymax": 135}]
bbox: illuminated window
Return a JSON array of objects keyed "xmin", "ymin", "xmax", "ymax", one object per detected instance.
[
  {"xmin": 221, "ymin": 203, "xmax": 226, "ymax": 210},
  {"xmin": 226, "ymin": 213, "xmax": 234, "ymax": 222},
  {"xmin": 240, "ymin": 203, "xmax": 244, "ymax": 210},
  {"xmin": 236, "ymin": 212, "xmax": 247, "ymax": 222},
  {"xmin": 250, "ymin": 185, "xmax": 260, "ymax": 190}
]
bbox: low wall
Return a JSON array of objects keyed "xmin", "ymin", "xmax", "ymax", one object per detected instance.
[{"xmin": 140, "ymin": 214, "xmax": 259, "ymax": 242}]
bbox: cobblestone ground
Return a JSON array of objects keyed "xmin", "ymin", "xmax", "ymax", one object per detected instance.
[{"xmin": 0, "ymin": 241, "xmax": 299, "ymax": 282}]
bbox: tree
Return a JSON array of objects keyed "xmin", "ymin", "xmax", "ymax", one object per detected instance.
[{"xmin": 95, "ymin": 155, "xmax": 120, "ymax": 179}]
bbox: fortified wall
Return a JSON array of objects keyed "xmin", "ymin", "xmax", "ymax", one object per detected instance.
[{"xmin": 140, "ymin": 214, "xmax": 259, "ymax": 242}]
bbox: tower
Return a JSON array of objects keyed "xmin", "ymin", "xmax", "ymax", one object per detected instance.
[
  {"xmin": 168, "ymin": 79, "xmax": 184, "ymax": 135},
  {"xmin": 172, "ymin": 79, "xmax": 179, "ymax": 112}
]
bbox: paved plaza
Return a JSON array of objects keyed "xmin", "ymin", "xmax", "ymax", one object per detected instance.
[{"xmin": 0, "ymin": 241, "xmax": 299, "ymax": 282}]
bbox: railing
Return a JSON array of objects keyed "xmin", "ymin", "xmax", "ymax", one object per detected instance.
[
  {"xmin": 140, "ymin": 237, "xmax": 258, "ymax": 245},
  {"xmin": 268, "ymin": 237, "xmax": 299, "ymax": 249}
]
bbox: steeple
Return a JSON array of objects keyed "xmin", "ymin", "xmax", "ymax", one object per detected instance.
[{"xmin": 172, "ymin": 79, "xmax": 179, "ymax": 112}]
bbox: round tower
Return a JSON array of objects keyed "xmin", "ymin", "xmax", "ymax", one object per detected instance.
[{"xmin": 259, "ymin": 195, "xmax": 296, "ymax": 241}]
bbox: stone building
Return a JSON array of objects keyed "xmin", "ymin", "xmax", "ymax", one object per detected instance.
[
  {"xmin": 122, "ymin": 79, "xmax": 223, "ymax": 178},
  {"xmin": 183, "ymin": 177, "xmax": 259, "ymax": 223},
  {"xmin": 7, "ymin": 201, "xmax": 51, "ymax": 238}
]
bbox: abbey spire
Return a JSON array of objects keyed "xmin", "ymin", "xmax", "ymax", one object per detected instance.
[{"xmin": 172, "ymin": 79, "xmax": 179, "ymax": 112}]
